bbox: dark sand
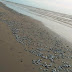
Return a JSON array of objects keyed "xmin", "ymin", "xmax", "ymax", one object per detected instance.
[{"xmin": 0, "ymin": 2, "xmax": 72, "ymax": 72}]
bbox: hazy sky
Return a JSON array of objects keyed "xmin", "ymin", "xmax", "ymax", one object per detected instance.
[
  {"xmin": 5, "ymin": 0, "xmax": 72, "ymax": 9},
  {"xmin": 30, "ymin": 0, "xmax": 72, "ymax": 9},
  {"xmin": 1, "ymin": 0, "xmax": 72, "ymax": 14}
]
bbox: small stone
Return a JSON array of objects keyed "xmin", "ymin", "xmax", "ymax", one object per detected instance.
[
  {"xmin": 66, "ymin": 46, "xmax": 69, "ymax": 47},
  {"xmin": 71, "ymin": 56, "xmax": 72, "ymax": 59},
  {"xmin": 43, "ymin": 69, "xmax": 48, "ymax": 71},
  {"xmin": 62, "ymin": 64, "xmax": 71, "ymax": 68},
  {"xmin": 58, "ymin": 66, "xmax": 63, "ymax": 71},
  {"xmin": 39, "ymin": 67, "xmax": 42, "ymax": 70},
  {"xmin": 21, "ymin": 60, "xmax": 23, "ymax": 62},
  {"xmin": 51, "ymin": 68, "xmax": 56, "ymax": 72}
]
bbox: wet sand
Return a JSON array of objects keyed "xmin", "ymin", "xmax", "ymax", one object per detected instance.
[
  {"xmin": 0, "ymin": 2, "xmax": 72, "ymax": 72},
  {"xmin": 2, "ymin": 1, "xmax": 72, "ymax": 27},
  {"xmin": 2, "ymin": 1, "xmax": 72, "ymax": 43},
  {"xmin": 0, "ymin": 2, "xmax": 38, "ymax": 72}
]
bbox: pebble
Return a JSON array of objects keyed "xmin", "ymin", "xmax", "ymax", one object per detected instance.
[
  {"xmin": 51, "ymin": 68, "xmax": 57, "ymax": 72},
  {"xmin": 62, "ymin": 64, "xmax": 71, "ymax": 68},
  {"xmin": 58, "ymin": 66, "xmax": 63, "ymax": 71},
  {"xmin": 43, "ymin": 69, "xmax": 48, "ymax": 71},
  {"xmin": 32, "ymin": 59, "xmax": 42, "ymax": 65},
  {"xmin": 2, "ymin": 8, "xmax": 72, "ymax": 72},
  {"xmin": 39, "ymin": 67, "xmax": 42, "ymax": 70}
]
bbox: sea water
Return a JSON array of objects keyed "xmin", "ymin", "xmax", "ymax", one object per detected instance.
[
  {"xmin": 1, "ymin": 0, "xmax": 72, "ymax": 43},
  {"xmin": 1, "ymin": 0, "xmax": 72, "ymax": 15}
]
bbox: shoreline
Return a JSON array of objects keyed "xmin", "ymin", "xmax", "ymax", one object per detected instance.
[
  {"xmin": 0, "ymin": 2, "xmax": 72, "ymax": 72},
  {"xmin": 2, "ymin": 1, "xmax": 72, "ymax": 43}
]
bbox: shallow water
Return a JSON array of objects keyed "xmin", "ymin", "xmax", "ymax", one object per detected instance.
[
  {"xmin": 1, "ymin": 1, "xmax": 72, "ymax": 43},
  {"xmin": 1, "ymin": 0, "xmax": 72, "ymax": 15}
]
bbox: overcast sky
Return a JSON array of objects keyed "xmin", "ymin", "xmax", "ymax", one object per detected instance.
[{"xmin": 1, "ymin": 0, "xmax": 72, "ymax": 14}]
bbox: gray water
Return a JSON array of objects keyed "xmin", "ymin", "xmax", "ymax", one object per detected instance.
[
  {"xmin": 1, "ymin": 0, "xmax": 72, "ymax": 43},
  {"xmin": 1, "ymin": 0, "xmax": 72, "ymax": 15}
]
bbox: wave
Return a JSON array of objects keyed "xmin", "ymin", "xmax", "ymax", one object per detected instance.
[{"xmin": 1, "ymin": 0, "xmax": 72, "ymax": 43}]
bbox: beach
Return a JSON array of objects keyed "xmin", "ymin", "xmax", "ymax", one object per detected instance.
[
  {"xmin": 2, "ymin": 1, "xmax": 72, "ymax": 43},
  {"xmin": 0, "ymin": 2, "xmax": 72, "ymax": 72}
]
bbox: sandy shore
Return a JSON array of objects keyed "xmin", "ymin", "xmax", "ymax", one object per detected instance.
[
  {"xmin": 2, "ymin": 1, "xmax": 72, "ymax": 43},
  {"xmin": 2, "ymin": 1, "xmax": 72, "ymax": 27},
  {"xmin": 0, "ymin": 2, "xmax": 38, "ymax": 72},
  {"xmin": 0, "ymin": 2, "xmax": 72, "ymax": 72}
]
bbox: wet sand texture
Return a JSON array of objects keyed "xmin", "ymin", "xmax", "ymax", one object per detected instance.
[{"xmin": 0, "ymin": 2, "xmax": 72, "ymax": 72}]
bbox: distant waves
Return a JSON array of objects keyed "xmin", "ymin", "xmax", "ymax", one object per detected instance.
[{"xmin": 3, "ymin": 1, "xmax": 72, "ymax": 28}]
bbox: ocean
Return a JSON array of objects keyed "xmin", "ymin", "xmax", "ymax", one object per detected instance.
[
  {"xmin": 1, "ymin": 0, "xmax": 72, "ymax": 43},
  {"xmin": 1, "ymin": 0, "xmax": 72, "ymax": 15}
]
